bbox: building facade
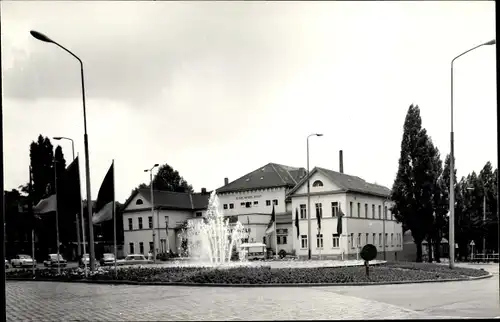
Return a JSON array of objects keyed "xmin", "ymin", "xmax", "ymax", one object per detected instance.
[
  {"xmin": 287, "ymin": 167, "xmax": 403, "ymax": 260},
  {"xmin": 122, "ymin": 188, "xmax": 210, "ymax": 256}
]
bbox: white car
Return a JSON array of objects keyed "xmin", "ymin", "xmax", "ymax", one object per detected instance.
[
  {"xmin": 10, "ymin": 254, "xmax": 36, "ymax": 268},
  {"xmin": 43, "ymin": 254, "xmax": 67, "ymax": 267},
  {"xmin": 117, "ymin": 254, "xmax": 153, "ymax": 266}
]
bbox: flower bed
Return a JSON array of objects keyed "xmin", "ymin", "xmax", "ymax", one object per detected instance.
[{"xmin": 6, "ymin": 262, "xmax": 489, "ymax": 285}]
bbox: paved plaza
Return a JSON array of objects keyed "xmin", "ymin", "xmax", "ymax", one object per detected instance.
[{"xmin": 6, "ymin": 263, "xmax": 499, "ymax": 321}]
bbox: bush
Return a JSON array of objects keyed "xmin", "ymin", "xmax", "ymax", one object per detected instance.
[
  {"xmin": 278, "ymin": 250, "xmax": 287, "ymax": 259},
  {"xmin": 5, "ymin": 261, "xmax": 489, "ymax": 285}
]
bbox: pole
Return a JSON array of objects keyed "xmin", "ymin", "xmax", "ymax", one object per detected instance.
[
  {"xmin": 449, "ymin": 61, "xmax": 456, "ymax": 269},
  {"xmin": 69, "ymin": 146, "xmax": 82, "ymax": 258},
  {"xmin": 76, "ymin": 153, "xmax": 88, "ymax": 277},
  {"xmin": 54, "ymin": 159, "xmax": 61, "ymax": 274},
  {"xmin": 307, "ymin": 137, "xmax": 311, "ymax": 260},
  {"xmin": 112, "ymin": 160, "xmax": 117, "ymax": 277},
  {"xmin": 157, "ymin": 208, "xmax": 161, "ymax": 256},
  {"xmin": 29, "ymin": 166, "xmax": 35, "ymax": 277},
  {"xmin": 274, "ymin": 218, "xmax": 278, "ymax": 258},
  {"xmin": 382, "ymin": 199, "xmax": 387, "ymax": 260},
  {"xmin": 150, "ymin": 171, "xmax": 156, "ymax": 263},
  {"xmin": 483, "ymin": 193, "xmax": 486, "ymax": 255},
  {"xmin": 165, "ymin": 217, "xmax": 169, "ymax": 254},
  {"xmin": 0, "ymin": 80, "xmax": 6, "ymax": 320}
]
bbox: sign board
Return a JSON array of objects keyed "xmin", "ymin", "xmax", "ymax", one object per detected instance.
[
  {"xmin": 236, "ymin": 195, "xmax": 262, "ymax": 200},
  {"xmin": 470, "ymin": 240, "xmax": 475, "ymax": 246}
]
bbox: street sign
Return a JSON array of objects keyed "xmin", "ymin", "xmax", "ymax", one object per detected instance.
[{"xmin": 470, "ymin": 240, "xmax": 475, "ymax": 246}]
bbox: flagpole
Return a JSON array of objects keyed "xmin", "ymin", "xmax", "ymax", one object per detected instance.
[
  {"xmin": 54, "ymin": 159, "xmax": 61, "ymax": 274},
  {"xmin": 274, "ymin": 217, "xmax": 278, "ymax": 258},
  {"xmin": 112, "ymin": 160, "xmax": 117, "ymax": 278},
  {"xmin": 29, "ymin": 166, "xmax": 35, "ymax": 277},
  {"xmin": 77, "ymin": 154, "xmax": 88, "ymax": 277}
]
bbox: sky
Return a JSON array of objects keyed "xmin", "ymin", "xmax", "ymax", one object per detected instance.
[{"xmin": 1, "ymin": 1, "xmax": 497, "ymax": 204}]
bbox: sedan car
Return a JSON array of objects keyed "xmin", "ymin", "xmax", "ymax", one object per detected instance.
[
  {"xmin": 117, "ymin": 254, "xmax": 153, "ymax": 266},
  {"xmin": 43, "ymin": 254, "xmax": 67, "ymax": 267},
  {"xmin": 5, "ymin": 259, "xmax": 9, "ymax": 269},
  {"xmin": 79, "ymin": 254, "xmax": 98, "ymax": 268},
  {"xmin": 100, "ymin": 253, "xmax": 116, "ymax": 266},
  {"xmin": 10, "ymin": 254, "xmax": 36, "ymax": 268}
]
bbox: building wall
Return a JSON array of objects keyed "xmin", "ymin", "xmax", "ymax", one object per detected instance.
[
  {"xmin": 293, "ymin": 172, "xmax": 342, "ymax": 195},
  {"xmin": 217, "ymin": 187, "xmax": 288, "ymax": 215}
]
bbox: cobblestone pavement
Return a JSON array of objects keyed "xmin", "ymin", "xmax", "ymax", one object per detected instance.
[{"xmin": 7, "ymin": 281, "xmax": 440, "ymax": 321}]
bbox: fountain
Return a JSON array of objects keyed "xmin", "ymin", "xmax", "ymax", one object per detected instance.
[{"xmin": 179, "ymin": 192, "xmax": 248, "ymax": 266}]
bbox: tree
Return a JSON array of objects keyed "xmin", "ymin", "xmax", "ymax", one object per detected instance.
[
  {"xmin": 391, "ymin": 105, "xmax": 441, "ymax": 262},
  {"xmin": 130, "ymin": 163, "xmax": 194, "ymax": 197},
  {"xmin": 478, "ymin": 162, "xmax": 497, "ymax": 252}
]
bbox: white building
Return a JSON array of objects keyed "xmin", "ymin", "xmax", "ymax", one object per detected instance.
[
  {"xmin": 216, "ymin": 163, "xmax": 307, "ymax": 255},
  {"xmin": 287, "ymin": 166, "xmax": 403, "ymax": 260},
  {"xmin": 122, "ymin": 188, "xmax": 210, "ymax": 256}
]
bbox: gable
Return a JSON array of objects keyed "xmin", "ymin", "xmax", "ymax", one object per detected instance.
[
  {"xmin": 124, "ymin": 192, "xmax": 151, "ymax": 211},
  {"xmin": 292, "ymin": 171, "xmax": 342, "ymax": 195}
]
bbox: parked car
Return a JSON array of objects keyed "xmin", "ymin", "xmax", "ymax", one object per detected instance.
[
  {"xmin": 78, "ymin": 254, "xmax": 98, "ymax": 268},
  {"xmin": 100, "ymin": 253, "xmax": 116, "ymax": 266},
  {"xmin": 5, "ymin": 259, "xmax": 9, "ymax": 269},
  {"xmin": 10, "ymin": 254, "xmax": 36, "ymax": 268},
  {"xmin": 117, "ymin": 254, "xmax": 153, "ymax": 266},
  {"xmin": 43, "ymin": 254, "xmax": 67, "ymax": 267}
]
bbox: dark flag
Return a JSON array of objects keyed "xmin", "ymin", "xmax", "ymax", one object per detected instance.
[
  {"xmin": 337, "ymin": 203, "xmax": 344, "ymax": 235},
  {"xmin": 316, "ymin": 205, "xmax": 322, "ymax": 231},
  {"xmin": 61, "ymin": 157, "xmax": 82, "ymax": 217},
  {"xmin": 92, "ymin": 162, "xmax": 114, "ymax": 224},
  {"xmin": 295, "ymin": 208, "xmax": 300, "ymax": 239},
  {"xmin": 265, "ymin": 205, "xmax": 276, "ymax": 234}
]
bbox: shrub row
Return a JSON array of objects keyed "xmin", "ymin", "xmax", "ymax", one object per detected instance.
[{"xmin": 6, "ymin": 262, "xmax": 488, "ymax": 284}]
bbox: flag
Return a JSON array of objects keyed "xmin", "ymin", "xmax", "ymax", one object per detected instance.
[
  {"xmin": 165, "ymin": 217, "xmax": 169, "ymax": 236},
  {"xmin": 316, "ymin": 204, "xmax": 322, "ymax": 231},
  {"xmin": 247, "ymin": 216, "xmax": 250, "ymax": 226},
  {"xmin": 337, "ymin": 203, "xmax": 344, "ymax": 235},
  {"xmin": 295, "ymin": 208, "xmax": 300, "ymax": 239},
  {"xmin": 33, "ymin": 182, "xmax": 57, "ymax": 214},
  {"xmin": 60, "ymin": 157, "xmax": 83, "ymax": 217},
  {"xmin": 92, "ymin": 162, "xmax": 114, "ymax": 224},
  {"xmin": 265, "ymin": 205, "xmax": 275, "ymax": 235}
]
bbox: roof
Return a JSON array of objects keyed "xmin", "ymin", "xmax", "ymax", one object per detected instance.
[
  {"xmin": 287, "ymin": 167, "xmax": 391, "ymax": 197},
  {"xmin": 123, "ymin": 189, "xmax": 211, "ymax": 211},
  {"xmin": 216, "ymin": 163, "xmax": 307, "ymax": 194}
]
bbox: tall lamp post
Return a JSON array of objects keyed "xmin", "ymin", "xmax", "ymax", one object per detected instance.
[
  {"xmin": 449, "ymin": 39, "xmax": 496, "ymax": 269},
  {"xmin": 30, "ymin": 30, "xmax": 97, "ymax": 271},
  {"xmin": 382, "ymin": 198, "xmax": 389, "ymax": 260},
  {"xmin": 53, "ymin": 136, "xmax": 82, "ymax": 257},
  {"xmin": 145, "ymin": 164, "xmax": 159, "ymax": 263},
  {"xmin": 307, "ymin": 133, "xmax": 323, "ymax": 260}
]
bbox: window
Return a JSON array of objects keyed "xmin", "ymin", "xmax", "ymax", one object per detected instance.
[
  {"xmin": 277, "ymin": 229, "xmax": 288, "ymax": 245},
  {"xmin": 299, "ymin": 204, "xmax": 307, "ymax": 219},
  {"xmin": 301, "ymin": 235, "xmax": 308, "ymax": 249},
  {"xmin": 135, "ymin": 199, "xmax": 143, "ymax": 205},
  {"xmin": 273, "ymin": 199, "xmax": 278, "ymax": 206},
  {"xmin": 148, "ymin": 216, "xmax": 153, "ymax": 229},
  {"xmin": 195, "ymin": 212, "xmax": 203, "ymax": 217},
  {"xmin": 378, "ymin": 205, "xmax": 382, "ymax": 219},
  {"xmin": 253, "ymin": 201, "xmax": 258, "ymax": 207},
  {"xmin": 240, "ymin": 202, "xmax": 245, "ymax": 207},
  {"xmin": 266, "ymin": 200, "xmax": 271, "ymax": 206},
  {"xmin": 229, "ymin": 203, "xmax": 234, "ymax": 209},
  {"xmin": 391, "ymin": 233, "xmax": 394, "ymax": 247},
  {"xmin": 223, "ymin": 204, "xmax": 228, "ymax": 209},
  {"xmin": 138, "ymin": 217, "xmax": 143, "ymax": 230},
  {"xmin": 149, "ymin": 241, "xmax": 154, "ymax": 252},
  {"xmin": 332, "ymin": 234, "xmax": 340, "ymax": 248},
  {"xmin": 384, "ymin": 206, "xmax": 388, "ymax": 220},
  {"xmin": 139, "ymin": 242, "xmax": 144, "ymax": 254},
  {"xmin": 379, "ymin": 233, "xmax": 382, "ymax": 247},
  {"xmin": 312, "ymin": 180, "xmax": 323, "ymax": 187},
  {"xmin": 385, "ymin": 233, "xmax": 388, "ymax": 246},
  {"xmin": 364, "ymin": 204, "xmax": 368, "ymax": 218},
  {"xmin": 357, "ymin": 233, "xmax": 361, "ymax": 248},
  {"xmin": 245, "ymin": 202, "xmax": 252, "ymax": 208},
  {"xmin": 372, "ymin": 205, "xmax": 375, "ymax": 219},
  {"xmin": 365, "ymin": 233, "xmax": 369, "ymax": 245},
  {"xmin": 128, "ymin": 218, "xmax": 133, "ymax": 230},
  {"xmin": 331, "ymin": 202, "xmax": 339, "ymax": 217},
  {"xmin": 390, "ymin": 209, "xmax": 393, "ymax": 221},
  {"xmin": 164, "ymin": 216, "xmax": 169, "ymax": 228},
  {"xmin": 160, "ymin": 239, "xmax": 166, "ymax": 252},
  {"xmin": 349, "ymin": 202, "xmax": 353, "ymax": 217},
  {"xmin": 315, "ymin": 203, "xmax": 322, "ymax": 219},
  {"xmin": 129, "ymin": 242, "xmax": 134, "ymax": 254},
  {"xmin": 350, "ymin": 233, "xmax": 354, "ymax": 248},
  {"xmin": 372, "ymin": 233, "xmax": 376, "ymax": 245},
  {"xmin": 357, "ymin": 203, "xmax": 361, "ymax": 217},
  {"xmin": 316, "ymin": 234, "xmax": 323, "ymax": 248}
]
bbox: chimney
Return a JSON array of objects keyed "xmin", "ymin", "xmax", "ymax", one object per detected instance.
[
  {"xmin": 201, "ymin": 188, "xmax": 207, "ymax": 194},
  {"xmin": 339, "ymin": 150, "xmax": 344, "ymax": 173},
  {"xmin": 224, "ymin": 177, "xmax": 229, "ymax": 185}
]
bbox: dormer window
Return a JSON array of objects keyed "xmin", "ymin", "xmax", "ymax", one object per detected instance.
[
  {"xmin": 312, "ymin": 180, "xmax": 324, "ymax": 187},
  {"xmin": 135, "ymin": 199, "xmax": 144, "ymax": 205}
]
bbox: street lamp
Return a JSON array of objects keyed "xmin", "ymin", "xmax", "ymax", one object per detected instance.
[
  {"xmin": 53, "ymin": 136, "xmax": 82, "ymax": 257},
  {"xmin": 307, "ymin": 133, "xmax": 323, "ymax": 260},
  {"xmin": 30, "ymin": 30, "xmax": 97, "ymax": 271},
  {"xmin": 145, "ymin": 164, "xmax": 159, "ymax": 263},
  {"xmin": 449, "ymin": 39, "xmax": 496, "ymax": 269}
]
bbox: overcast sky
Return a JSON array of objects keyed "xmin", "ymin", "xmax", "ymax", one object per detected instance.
[{"xmin": 2, "ymin": 1, "xmax": 497, "ymax": 203}]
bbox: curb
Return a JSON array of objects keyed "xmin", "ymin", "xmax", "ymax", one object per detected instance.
[{"xmin": 6, "ymin": 272, "xmax": 492, "ymax": 287}]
